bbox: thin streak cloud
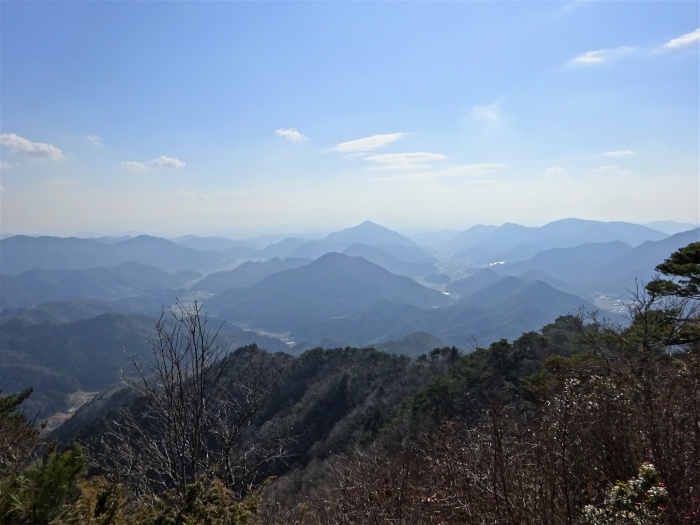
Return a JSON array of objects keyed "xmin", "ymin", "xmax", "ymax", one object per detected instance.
[
  {"xmin": 329, "ymin": 133, "xmax": 405, "ymax": 154},
  {"xmin": 662, "ymin": 28, "xmax": 700, "ymax": 50},
  {"xmin": 365, "ymin": 152, "xmax": 447, "ymax": 170},
  {"xmin": 569, "ymin": 46, "xmax": 634, "ymax": 66}
]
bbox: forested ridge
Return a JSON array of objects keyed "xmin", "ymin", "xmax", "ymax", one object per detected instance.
[{"xmin": 1, "ymin": 243, "xmax": 699, "ymax": 524}]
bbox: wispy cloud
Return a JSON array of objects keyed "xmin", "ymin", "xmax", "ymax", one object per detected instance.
[
  {"xmin": 121, "ymin": 161, "xmax": 149, "ymax": 172},
  {"xmin": 365, "ymin": 152, "xmax": 447, "ymax": 170},
  {"xmin": 464, "ymin": 101, "xmax": 509, "ymax": 135},
  {"xmin": 0, "ymin": 133, "xmax": 64, "ymax": 161},
  {"xmin": 569, "ymin": 46, "xmax": 634, "ymax": 66},
  {"xmin": 662, "ymin": 28, "xmax": 700, "ymax": 50},
  {"xmin": 275, "ymin": 127, "xmax": 307, "ymax": 143},
  {"xmin": 592, "ymin": 165, "xmax": 630, "ymax": 175},
  {"xmin": 604, "ymin": 150, "xmax": 636, "ymax": 157},
  {"xmin": 153, "ymin": 156, "xmax": 186, "ymax": 169},
  {"xmin": 467, "ymin": 102, "xmax": 504, "ymax": 126},
  {"xmin": 86, "ymin": 135, "xmax": 103, "ymax": 147},
  {"xmin": 329, "ymin": 133, "xmax": 405, "ymax": 154},
  {"xmin": 545, "ymin": 166, "xmax": 567, "ymax": 175},
  {"xmin": 0, "ymin": 161, "xmax": 14, "ymax": 171}
]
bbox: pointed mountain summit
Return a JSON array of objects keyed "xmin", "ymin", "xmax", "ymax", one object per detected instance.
[
  {"xmin": 287, "ymin": 221, "xmax": 431, "ymax": 264},
  {"xmin": 323, "ymin": 220, "xmax": 418, "ymax": 249},
  {"xmin": 207, "ymin": 252, "xmax": 450, "ymax": 332}
]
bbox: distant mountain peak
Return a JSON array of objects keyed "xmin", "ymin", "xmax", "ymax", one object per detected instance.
[{"xmin": 322, "ymin": 221, "xmax": 418, "ymax": 249}]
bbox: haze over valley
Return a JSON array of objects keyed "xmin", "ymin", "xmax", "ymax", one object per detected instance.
[{"xmin": 2, "ymin": 218, "xmax": 698, "ymax": 419}]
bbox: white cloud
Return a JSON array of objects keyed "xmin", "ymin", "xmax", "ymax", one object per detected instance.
[
  {"xmin": 545, "ymin": 166, "xmax": 567, "ymax": 174},
  {"xmin": 365, "ymin": 152, "xmax": 447, "ymax": 170},
  {"xmin": 275, "ymin": 127, "xmax": 307, "ymax": 142},
  {"xmin": 662, "ymin": 28, "xmax": 700, "ymax": 50},
  {"xmin": 121, "ymin": 161, "xmax": 149, "ymax": 172},
  {"xmin": 152, "ymin": 156, "xmax": 186, "ymax": 169},
  {"xmin": 0, "ymin": 161, "xmax": 14, "ymax": 171},
  {"xmin": 569, "ymin": 46, "xmax": 634, "ymax": 66},
  {"xmin": 329, "ymin": 133, "xmax": 405, "ymax": 154},
  {"xmin": 604, "ymin": 150, "xmax": 636, "ymax": 157},
  {"xmin": 467, "ymin": 102, "xmax": 504, "ymax": 126},
  {"xmin": 464, "ymin": 101, "xmax": 510, "ymax": 136},
  {"xmin": 0, "ymin": 133, "xmax": 64, "ymax": 160},
  {"xmin": 86, "ymin": 135, "xmax": 103, "ymax": 147}
]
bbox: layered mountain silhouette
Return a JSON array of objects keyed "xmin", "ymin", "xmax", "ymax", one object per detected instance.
[
  {"xmin": 2, "ymin": 217, "xmax": 693, "ymax": 425},
  {"xmin": 439, "ymin": 218, "xmax": 668, "ymax": 263},
  {"xmin": 0, "ymin": 234, "xmax": 224, "ymax": 274},
  {"xmin": 207, "ymin": 252, "xmax": 450, "ymax": 331},
  {"xmin": 486, "ymin": 228, "xmax": 700, "ymax": 296},
  {"xmin": 191, "ymin": 257, "xmax": 312, "ymax": 292},
  {"xmin": 288, "ymin": 274, "xmax": 595, "ymax": 348},
  {"xmin": 0, "ymin": 261, "xmax": 193, "ymax": 310}
]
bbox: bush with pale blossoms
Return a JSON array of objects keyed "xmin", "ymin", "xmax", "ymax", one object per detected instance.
[{"xmin": 582, "ymin": 463, "xmax": 669, "ymax": 525}]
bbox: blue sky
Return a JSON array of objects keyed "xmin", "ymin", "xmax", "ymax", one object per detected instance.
[{"xmin": 1, "ymin": 1, "xmax": 698, "ymax": 237}]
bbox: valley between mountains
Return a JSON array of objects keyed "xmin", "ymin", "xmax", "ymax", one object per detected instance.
[
  {"xmin": 1, "ymin": 218, "xmax": 699, "ymax": 524},
  {"xmin": 1, "ymin": 218, "xmax": 697, "ymax": 419}
]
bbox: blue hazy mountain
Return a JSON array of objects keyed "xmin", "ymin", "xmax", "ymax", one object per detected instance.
[
  {"xmin": 0, "ymin": 234, "xmax": 225, "ymax": 274},
  {"xmin": 484, "ymin": 228, "xmax": 700, "ymax": 297},
  {"xmin": 443, "ymin": 218, "xmax": 668, "ymax": 263},
  {"xmin": 171, "ymin": 235, "xmax": 258, "ymax": 253},
  {"xmin": 191, "ymin": 257, "xmax": 312, "ymax": 292},
  {"xmin": 298, "ymin": 275, "xmax": 595, "ymax": 348},
  {"xmin": 287, "ymin": 221, "xmax": 433, "ymax": 264},
  {"xmin": 0, "ymin": 261, "xmax": 194, "ymax": 310},
  {"xmin": 342, "ymin": 243, "xmax": 438, "ymax": 278},
  {"xmin": 207, "ymin": 252, "xmax": 450, "ymax": 332}
]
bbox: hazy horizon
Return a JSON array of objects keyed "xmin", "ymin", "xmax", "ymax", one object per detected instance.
[
  {"xmin": 1, "ymin": 2, "xmax": 698, "ymax": 237},
  {"xmin": 1, "ymin": 217, "xmax": 698, "ymax": 242}
]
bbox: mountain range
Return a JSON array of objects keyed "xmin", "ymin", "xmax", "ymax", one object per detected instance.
[{"xmin": 1, "ymin": 217, "xmax": 697, "ymax": 420}]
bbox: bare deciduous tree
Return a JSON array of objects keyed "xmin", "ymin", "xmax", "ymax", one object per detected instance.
[{"xmin": 94, "ymin": 301, "xmax": 293, "ymax": 499}]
